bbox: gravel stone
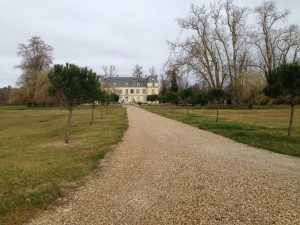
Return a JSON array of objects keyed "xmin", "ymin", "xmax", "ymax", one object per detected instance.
[{"xmin": 29, "ymin": 106, "xmax": 300, "ymax": 225}]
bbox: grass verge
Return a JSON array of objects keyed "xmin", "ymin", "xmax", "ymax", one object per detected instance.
[
  {"xmin": 143, "ymin": 105, "xmax": 300, "ymax": 157},
  {"xmin": 0, "ymin": 105, "xmax": 127, "ymax": 225}
]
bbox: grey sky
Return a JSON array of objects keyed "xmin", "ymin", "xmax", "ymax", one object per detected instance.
[{"xmin": 0, "ymin": 0, "xmax": 299, "ymax": 87}]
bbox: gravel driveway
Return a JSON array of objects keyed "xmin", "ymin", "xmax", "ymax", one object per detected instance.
[{"xmin": 30, "ymin": 106, "xmax": 300, "ymax": 224}]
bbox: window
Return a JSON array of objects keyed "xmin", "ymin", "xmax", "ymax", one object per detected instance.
[
  {"xmin": 142, "ymin": 89, "xmax": 146, "ymax": 94},
  {"xmin": 130, "ymin": 89, "xmax": 134, "ymax": 94},
  {"xmin": 125, "ymin": 89, "xmax": 128, "ymax": 94},
  {"xmin": 137, "ymin": 83, "xmax": 140, "ymax": 87},
  {"xmin": 136, "ymin": 89, "xmax": 140, "ymax": 94},
  {"xmin": 125, "ymin": 83, "xmax": 128, "ymax": 87},
  {"xmin": 113, "ymin": 83, "xmax": 116, "ymax": 87}
]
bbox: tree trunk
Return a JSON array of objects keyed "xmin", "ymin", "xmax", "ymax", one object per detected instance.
[
  {"xmin": 65, "ymin": 108, "xmax": 73, "ymax": 144},
  {"xmin": 216, "ymin": 102, "xmax": 219, "ymax": 123},
  {"xmin": 100, "ymin": 104, "xmax": 103, "ymax": 119},
  {"xmin": 90, "ymin": 105, "xmax": 95, "ymax": 125},
  {"xmin": 187, "ymin": 103, "xmax": 189, "ymax": 115},
  {"xmin": 288, "ymin": 100, "xmax": 295, "ymax": 137}
]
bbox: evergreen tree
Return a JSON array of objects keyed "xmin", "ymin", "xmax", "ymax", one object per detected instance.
[
  {"xmin": 264, "ymin": 63, "xmax": 300, "ymax": 136},
  {"xmin": 48, "ymin": 63, "xmax": 97, "ymax": 143},
  {"xmin": 85, "ymin": 73, "xmax": 103, "ymax": 125},
  {"xmin": 167, "ymin": 68, "xmax": 179, "ymax": 92},
  {"xmin": 208, "ymin": 88, "xmax": 227, "ymax": 122}
]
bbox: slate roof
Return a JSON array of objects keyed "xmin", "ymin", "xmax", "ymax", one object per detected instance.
[{"xmin": 100, "ymin": 75, "xmax": 158, "ymax": 88}]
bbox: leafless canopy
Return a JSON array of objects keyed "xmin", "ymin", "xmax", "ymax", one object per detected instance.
[
  {"xmin": 168, "ymin": 0, "xmax": 299, "ymax": 103},
  {"xmin": 170, "ymin": 1, "xmax": 251, "ymax": 91},
  {"xmin": 132, "ymin": 64, "xmax": 143, "ymax": 79},
  {"xmin": 149, "ymin": 66, "xmax": 157, "ymax": 76},
  {"xmin": 253, "ymin": 1, "xmax": 300, "ymax": 70},
  {"xmin": 15, "ymin": 36, "xmax": 53, "ymax": 72},
  {"xmin": 102, "ymin": 65, "xmax": 118, "ymax": 77}
]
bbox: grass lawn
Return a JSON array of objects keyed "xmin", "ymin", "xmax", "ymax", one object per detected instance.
[
  {"xmin": 0, "ymin": 105, "xmax": 127, "ymax": 225},
  {"xmin": 143, "ymin": 105, "xmax": 300, "ymax": 157}
]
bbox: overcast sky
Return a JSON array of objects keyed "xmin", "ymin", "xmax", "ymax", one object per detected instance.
[{"xmin": 0, "ymin": 0, "xmax": 299, "ymax": 87}]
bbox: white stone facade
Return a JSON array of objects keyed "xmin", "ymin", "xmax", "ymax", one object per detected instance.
[{"xmin": 100, "ymin": 75, "xmax": 159, "ymax": 103}]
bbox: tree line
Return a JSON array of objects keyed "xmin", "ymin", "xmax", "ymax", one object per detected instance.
[
  {"xmin": 166, "ymin": 0, "xmax": 299, "ymax": 103},
  {"xmin": 148, "ymin": 0, "xmax": 299, "ymax": 137},
  {"xmin": 0, "ymin": 36, "xmax": 120, "ymax": 143}
]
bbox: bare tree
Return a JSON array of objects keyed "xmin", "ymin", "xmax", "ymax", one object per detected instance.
[
  {"xmin": 15, "ymin": 36, "xmax": 53, "ymax": 73},
  {"xmin": 102, "ymin": 65, "xmax": 117, "ymax": 77},
  {"xmin": 213, "ymin": 0, "xmax": 252, "ymax": 103},
  {"xmin": 149, "ymin": 66, "xmax": 157, "ymax": 76},
  {"xmin": 171, "ymin": 4, "xmax": 227, "ymax": 89},
  {"xmin": 253, "ymin": 1, "xmax": 300, "ymax": 70},
  {"xmin": 15, "ymin": 36, "xmax": 54, "ymax": 104},
  {"xmin": 132, "ymin": 64, "xmax": 143, "ymax": 79},
  {"xmin": 169, "ymin": 1, "xmax": 252, "ymax": 103}
]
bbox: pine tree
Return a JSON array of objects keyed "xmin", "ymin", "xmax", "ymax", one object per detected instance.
[{"xmin": 264, "ymin": 63, "xmax": 300, "ymax": 136}]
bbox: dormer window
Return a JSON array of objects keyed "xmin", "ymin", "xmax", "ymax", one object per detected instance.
[
  {"xmin": 113, "ymin": 83, "xmax": 116, "ymax": 87},
  {"xmin": 125, "ymin": 83, "xmax": 128, "ymax": 87},
  {"xmin": 137, "ymin": 83, "xmax": 140, "ymax": 87}
]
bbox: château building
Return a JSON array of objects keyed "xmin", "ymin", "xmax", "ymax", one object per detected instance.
[{"xmin": 99, "ymin": 75, "xmax": 159, "ymax": 103}]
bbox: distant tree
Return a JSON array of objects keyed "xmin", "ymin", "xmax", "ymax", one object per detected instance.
[
  {"xmin": 180, "ymin": 88, "xmax": 196, "ymax": 104},
  {"xmin": 16, "ymin": 36, "xmax": 53, "ymax": 73},
  {"xmin": 180, "ymin": 88, "xmax": 196, "ymax": 114},
  {"xmin": 109, "ymin": 93, "xmax": 119, "ymax": 103},
  {"xmin": 149, "ymin": 66, "xmax": 157, "ymax": 76},
  {"xmin": 15, "ymin": 36, "xmax": 54, "ymax": 105},
  {"xmin": 48, "ymin": 63, "xmax": 97, "ymax": 143},
  {"xmin": 132, "ymin": 64, "xmax": 143, "ymax": 79},
  {"xmin": 32, "ymin": 71, "xmax": 59, "ymax": 106},
  {"xmin": 8, "ymin": 88, "xmax": 26, "ymax": 105},
  {"xmin": 195, "ymin": 91, "xmax": 209, "ymax": 106},
  {"xmin": 264, "ymin": 63, "xmax": 300, "ymax": 136},
  {"xmin": 165, "ymin": 91, "xmax": 180, "ymax": 104},
  {"xmin": 208, "ymin": 88, "xmax": 227, "ymax": 122},
  {"xmin": 160, "ymin": 75, "xmax": 168, "ymax": 96},
  {"xmin": 167, "ymin": 68, "xmax": 179, "ymax": 92},
  {"xmin": 147, "ymin": 94, "xmax": 159, "ymax": 102},
  {"xmin": 0, "ymin": 86, "xmax": 12, "ymax": 105},
  {"xmin": 102, "ymin": 65, "xmax": 117, "ymax": 77},
  {"xmin": 253, "ymin": 1, "xmax": 300, "ymax": 71},
  {"xmin": 85, "ymin": 73, "xmax": 103, "ymax": 125}
]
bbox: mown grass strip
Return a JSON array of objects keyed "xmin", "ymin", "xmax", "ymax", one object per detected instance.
[
  {"xmin": 143, "ymin": 105, "xmax": 300, "ymax": 157},
  {"xmin": 0, "ymin": 105, "xmax": 127, "ymax": 225}
]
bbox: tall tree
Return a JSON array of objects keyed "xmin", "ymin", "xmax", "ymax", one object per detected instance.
[
  {"xmin": 264, "ymin": 63, "xmax": 300, "ymax": 137},
  {"xmin": 16, "ymin": 36, "xmax": 53, "ymax": 73},
  {"xmin": 170, "ymin": 1, "xmax": 252, "ymax": 104},
  {"xmin": 48, "ymin": 63, "xmax": 97, "ymax": 143},
  {"xmin": 15, "ymin": 36, "xmax": 54, "ymax": 104},
  {"xmin": 160, "ymin": 75, "xmax": 168, "ymax": 96},
  {"xmin": 132, "ymin": 64, "xmax": 143, "ymax": 79},
  {"xmin": 102, "ymin": 65, "xmax": 117, "ymax": 77},
  {"xmin": 253, "ymin": 1, "xmax": 300, "ymax": 71},
  {"xmin": 149, "ymin": 66, "xmax": 157, "ymax": 76},
  {"xmin": 167, "ymin": 68, "xmax": 179, "ymax": 92}
]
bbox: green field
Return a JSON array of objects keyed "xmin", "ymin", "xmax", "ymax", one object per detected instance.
[
  {"xmin": 143, "ymin": 105, "xmax": 300, "ymax": 157},
  {"xmin": 0, "ymin": 105, "xmax": 127, "ymax": 225}
]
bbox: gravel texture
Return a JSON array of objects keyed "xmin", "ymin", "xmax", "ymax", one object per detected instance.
[{"xmin": 29, "ymin": 106, "xmax": 300, "ymax": 224}]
